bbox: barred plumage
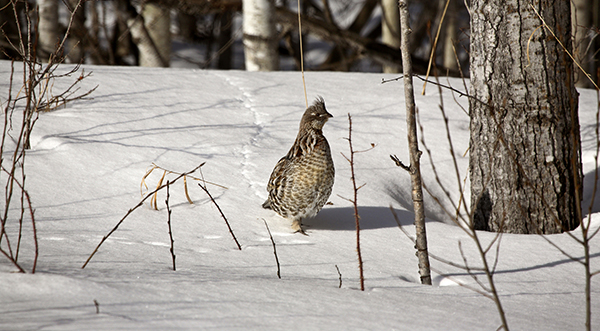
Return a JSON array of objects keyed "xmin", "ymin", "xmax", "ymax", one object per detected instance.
[{"xmin": 262, "ymin": 97, "xmax": 335, "ymax": 234}]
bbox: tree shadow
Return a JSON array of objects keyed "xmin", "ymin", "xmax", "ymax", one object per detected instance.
[
  {"xmin": 384, "ymin": 181, "xmax": 452, "ymax": 224},
  {"xmin": 304, "ymin": 206, "xmax": 415, "ymax": 231}
]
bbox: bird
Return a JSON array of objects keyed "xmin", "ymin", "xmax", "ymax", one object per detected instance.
[{"xmin": 262, "ymin": 97, "xmax": 335, "ymax": 234}]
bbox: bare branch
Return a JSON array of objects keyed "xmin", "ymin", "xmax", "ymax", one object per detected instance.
[
  {"xmin": 198, "ymin": 183, "xmax": 242, "ymax": 251},
  {"xmin": 82, "ymin": 162, "xmax": 205, "ymax": 269},
  {"xmin": 165, "ymin": 181, "xmax": 176, "ymax": 271},
  {"xmin": 345, "ymin": 113, "xmax": 365, "ymax": 291},
  {"xmin": 262, "ymin": 219, "xmax": 280, "ymax": 279}
]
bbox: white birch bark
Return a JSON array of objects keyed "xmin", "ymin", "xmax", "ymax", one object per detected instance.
[
  {"xmin": 381, "ymin": 0, "xmax": 400, "ymax": 73},
  {"xmin": 243, "ymin": 0, "xmax": 278, "ymax": 71},
  {"xmin": 37, "ymin": 0, "xmax": 59, "ymax": 59},
  {"xmin": 129, "ymin": 4, "xmax": 171, "ymax": 67}
]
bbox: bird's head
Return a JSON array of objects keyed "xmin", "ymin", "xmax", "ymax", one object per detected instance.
[{"xmin": 300, "ymin": 96, "xmax": 333, "ymax": 130}]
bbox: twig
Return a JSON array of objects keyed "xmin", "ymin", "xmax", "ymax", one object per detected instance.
[
  {"xmin": 0, "ymin": 247, "xmax": 25, "ymax": 273},
  {"xmin": 335, "ymin": 265, "xmax": 342, "ymax": 288},
  {"xmin": 198, "ymin": 183, "xmax": 242, "ymax": 250},
  {"xmin": 81, "ymin": 162, "xmax": 205, "ymax": 269},
  {"xmin": 24, "ymin": 190, "xmax": 37, "ymax": 273},
  {"xmin": 343, "ymin": 113, "xmax": 365, "ymax": 291},
  {"xmin": 165, "ymin": 181, "xmax": 176, "ymax": 271},
  {"xmin": 390, "ymin": 154, "xmax": 410, "ymax": 172},
  {"xmin": 422, "ymin": 0, "xmax": 451, "ymax": 95},
  {"xmin": 149, "ymin": 163, "xmax": 228, "ymax": 189},
  {"xmin": 263, "ymin": 218, "xmax": 280, "ymax": 279}
]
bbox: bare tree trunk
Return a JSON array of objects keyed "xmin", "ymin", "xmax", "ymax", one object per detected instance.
[
  {"xmin": 381, "ymin": 0, "xmax": 400, "ymax": 73},
  {"xmin": 0, "ymin": 0, "xmax": 23, "ymax": 60},
  {"xmin": 441, "ymin": 0, "xmax": 457, "ymax": 71},
  {"xmin": 243, "ymin": 0, "xmax": 278, "ymax": 71},
  {"xmin": 398, "ymin": 0, "xmax": 431, "ymax": 285},
  {"xmin": 571, "ymin": 0, "xmax": 592, "ymax": 87},
  {"xmin": 37, "ymin": 0, "xmax": 59, "ymax": 60},
  {"xmin": 469, "ymin": 0, "xmax": 581, "ymax": 234},
  {"xmin": 594, "ymin": 0, "xmax": 600, "ymax": 86},
  {"xmin": 178, "ymin": 12, "xmax": 196, "ymax": 42},
  {"xmin": 130, "ymin": 4, "xmax": 171, "ymax": 67},
  {"xmin": 217, "ymin": 11, "xmax": 233, "ymax": 69},
  {"xmin": 66, "ymin": 0, "xmax": 86, "ymax": 63},
  {"xmin": 113, "ymin": 0, "xmax": 134, "ymax": 65}
]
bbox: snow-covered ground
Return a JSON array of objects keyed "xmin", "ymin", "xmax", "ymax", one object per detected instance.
[{"xmin": 0, "ymin": 60, "xmax": 598, "ymax": 330}]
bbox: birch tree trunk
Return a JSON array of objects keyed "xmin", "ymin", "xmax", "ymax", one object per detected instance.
[
  {"xmin": 37, "ymin": 0, "xmax": 59, "ymax": 59},
  {"xmin": 469, "ymin": 0, "xmax": 582, "ymax": 234},
  {"xmin": 381, "ymin": 0, "xmax": 400, "ymax": 73},
  {"xmin": 243, "ymin": 0, "xmax": 278, "ymax": 71},
  {"xmin": 130, "ymin": 4, "xmax": 171, "ymax": 67},
  {"xmin": 441, "ymin": 0, "xmax": 457, "ymax": 71}
]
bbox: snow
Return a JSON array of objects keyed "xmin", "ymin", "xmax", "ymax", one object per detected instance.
[{"xmin": 0, "ymin": 60, "xmax": 599, "ymax": 330}]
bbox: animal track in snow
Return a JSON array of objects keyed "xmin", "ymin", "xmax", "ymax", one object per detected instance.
[{"xmin": 213, "ymin": 73, "xmax": 268, "ymax": 201}]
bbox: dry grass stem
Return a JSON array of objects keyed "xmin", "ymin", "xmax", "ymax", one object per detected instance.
[{"xmin": 81, "ymin": 163, "xmax": 205, "ymax": 269}]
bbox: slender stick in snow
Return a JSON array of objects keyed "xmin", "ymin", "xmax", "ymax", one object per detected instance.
[
  {"xmin": 341, "ymin": 113, "xmax": 365, "ymax": 291},
  {"xmin": 165, "ymin": 181, "xmax": 176, "ymax": 271},
  {"xmin": 198, "ymin": 183, "xmax": 242, "ymax": 250},
  {"xmin": 397, "ymin": 0, "xmax": 432, "ymax": 285},
  {"xmin": 262, "ymin": 219, "xmax": 281, "ymax": 279},
  {"xmin": 81, "ymin": 162, "xmax": 205, "ymax": 269}
]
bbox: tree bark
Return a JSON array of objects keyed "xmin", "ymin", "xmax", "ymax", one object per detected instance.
[
  {"xmin": 243, "ymin": 0, "xmax": 278, "ymax": 71},
  {"xmin": 130, "ymin": 3, "xmax": 171, "ymax": 67},
  {"xmin": 469, "ymin": 0, "xmax": 582, "ymax": 234}
]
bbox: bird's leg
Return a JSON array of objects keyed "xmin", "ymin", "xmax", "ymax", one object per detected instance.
[{"xmin": 292, "ymin": 219, "xmax": 308, "ymax": 236}]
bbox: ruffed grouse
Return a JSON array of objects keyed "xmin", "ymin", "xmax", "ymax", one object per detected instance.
[{"xmin": 262, "ymin": 97, "xmax": 335, "ymax": 234}]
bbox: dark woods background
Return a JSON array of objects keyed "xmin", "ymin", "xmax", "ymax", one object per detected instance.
[{"xmin": 0, "ymin": 0, "xmax": 598, "ymax": 86}]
